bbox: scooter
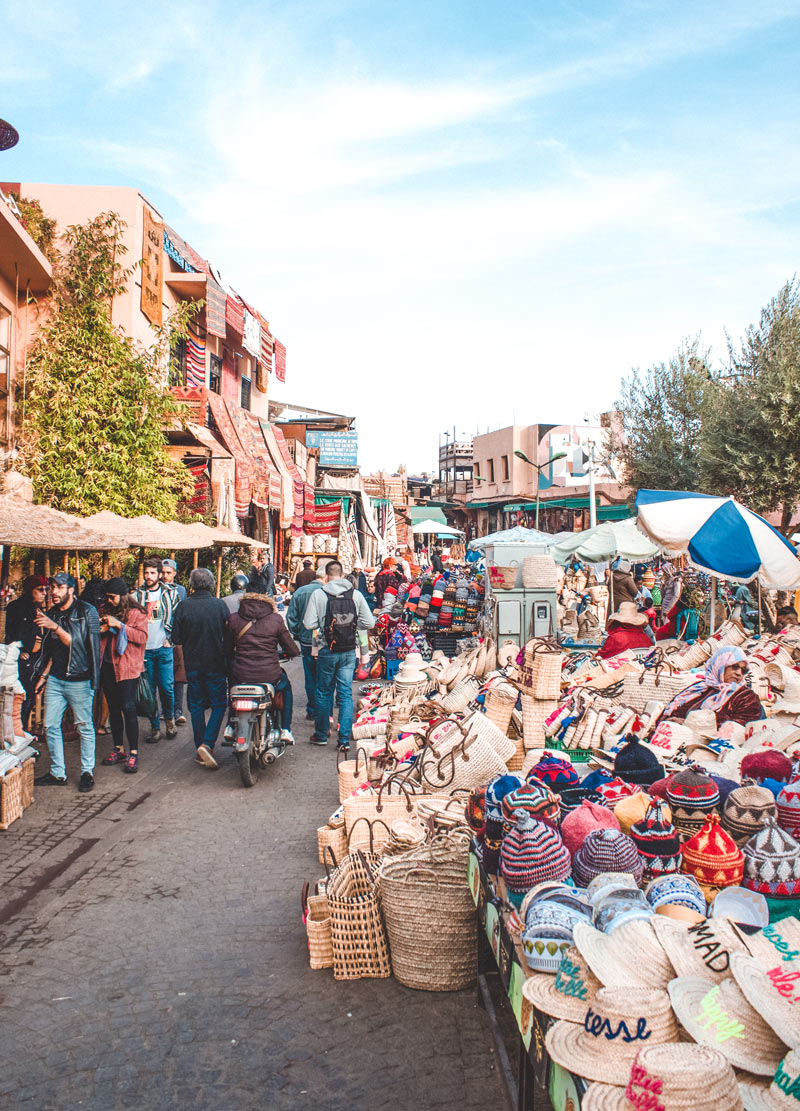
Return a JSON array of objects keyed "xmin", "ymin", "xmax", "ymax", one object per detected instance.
[{"xmin": 228, "ymin": 682, "xmax": 286, "ymax": 787}]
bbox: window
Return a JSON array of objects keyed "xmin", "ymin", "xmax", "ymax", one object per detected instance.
[
  {"xmin": 209, "ymin": 355, "xmax": 222, "ymax": 394},
  {"xmin": 171, "ymin": 336, "xmax": 187, "ymax": 386},
  {"xmin": 488, "ymin": 458, "xmax": 495, "ymax": 483},
  {"xmin": 240, "ymin": 375, "xmax": 251, "ymax": 411},
  {"xmin": 474, "ymin": 462, "xmax": 481, "ymax": 479},
  {"xmin": 502, "ymin": 454, "xmax": 509, "ymax": 481},
  {"xmin": 0, "ymin": 306, "xmax": 10, "ymax": 395}
]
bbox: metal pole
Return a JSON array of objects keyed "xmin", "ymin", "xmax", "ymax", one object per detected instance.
[
  {"xmin": 710, "ymin": 576, "xmax": 717, "ymax": 637},
  {"xmin": 758, "ymin": 580, "xmax": 762, "ymax": 636},
  {"xmin": 588, "ymin": 442, "xmax": 597, "ymax": 529},
  {"xmin": 535, "ymin": 464, "xmax": 541, "ymax": 531}
]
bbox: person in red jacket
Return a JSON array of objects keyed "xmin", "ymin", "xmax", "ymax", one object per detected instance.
[
  {"xmin": 99, "ymin": 578, "xmax": 148, "ymax": 773},
  {"xmin": 597, "ymin": 601, "xmax": 653, "ymax": 659}
]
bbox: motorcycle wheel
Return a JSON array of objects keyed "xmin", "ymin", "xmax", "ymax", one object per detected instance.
[{"xmin": 237, "ymin": 718, "xmax": 260, "ymax": 788}]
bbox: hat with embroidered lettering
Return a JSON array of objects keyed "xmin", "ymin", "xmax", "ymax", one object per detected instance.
[
  {"xmin": 731, "ymin": 919, "xmax": 800, "ymax": 972},
  {"xmin": 650, "ymin": 915, "xmax": 750, "ymax": 984},
  {"xmin": 545, "ymin": 986, "xmax": 680, "ymax": 1086},
  {"xmin": 573, "ymin": 919, "xmax": 676, "ymax": 990},
  {"xmin": 581, "ymin": 1043, "xmax": 743, "ymax": 1111},
  {"xmin": 522, "ymin": 945, "xmax": 602, "ymax": 1022},
  {"xmin": 729, "ymin": 952, "xmax": 800, "ymax": 1051},
  {"xmin": 667, "ymin": 976, "xmax": 787, "ymax": 1075},
  {"xmin": 737, "ymin": 1048, "xmax": 800, "ymax": 1110}
]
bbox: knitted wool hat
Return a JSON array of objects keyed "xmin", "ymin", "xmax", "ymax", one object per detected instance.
[
  {"xmin": 581, "ymin": 768, "xmax": 615, "ymax": 792},
  {"xmin": 500, "ymin": 811, "xmax": 572, "ymax": 894},
  {"xmin": 742, "ymin": 816, "xmax": 800, "ymax": 898},
  {"xmin": 594, "ymin": 777, "xmax": 641, "ymax": 809},
  {"xmin": 613, "ymin": 735, "xmax": 665, "ymax": 787},
  {"xmin": 572, "ymin": 828, "xmax": 644, "ymax": 888},
  {"xmin": 666, "ymin": 766, "xmax": 720, "ymax": 842},
  {"xmin": 776, "ymin": 773, "xmax": 800, "ymax": 837},
  {"xmin": 680, "ymin": 813, "xmax": 744, "ymax": 896},
  {"xmin": 558, "ymin": 786, "xmax": 604, "ymax": 819},
  {"xmin": 561, "ymin": 800, "xmax": 621, "ymax": 857},
  {"xmin": 466, "ymin": 785, "xmax": 487, "ymax": 835},
  {"xmin": 707, "ymin": 773, "xmax": 740, "ymax": 806},
  {"xmin": 649, "ymin": 773, "xmax": 676, "ymax": 802},
  {"xmin": 741, "ymin": 749, "xmax": 793, "ymax": 785},
  {"xmin": 722, "ymin": 781, "xmax": 777, "ymax": 846},
  {"xmin": 614, "ymin": 792, "xmax": 654, "ymax": 836},
  {"xmin": 485, "ymin": 773, "xmax": 523, "ymax": 816},
  {"xmin": 501, "ymin": 782, "xmax": 560, "ymax": 832},
  {"xmin": 630, "ymin": 799, "xmax": 682, "ymax": 881},
  {"xmin": 526, "ymin": 755, "xmax": 580, "ymax": 793}
]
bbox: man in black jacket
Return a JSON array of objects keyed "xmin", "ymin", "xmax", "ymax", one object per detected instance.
[
  {"xmin": 34, "ymin": 572, "xmax": 101, "ymax": 792},
  {"xmin": 4, "ymin": 574, "xmax": 48, "ymax": 730},
  {"xmin": 171, "ymin": 568, "xmax": 232, "ymax": 769}
]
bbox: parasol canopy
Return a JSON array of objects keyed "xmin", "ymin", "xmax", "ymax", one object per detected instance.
[
  {"xmin": 0, "ymin": 498, "xmax": 130, "ymax": 550},
  {"xmin": 468, "ymin": 525, "xmax": 557, "ymax": 551},
  {"xmin": 635, "ymin": 489, "xmax": 800, "ymax": 589},
  {"xmin": 411, "ymin": 519, "xmax": 463, "ymax": 536},
  {"xmin": 549, "ymin": 517, "xmax": 660, "ymax": 566}
]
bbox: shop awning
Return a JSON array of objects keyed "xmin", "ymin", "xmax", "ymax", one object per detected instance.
[{"xmin": 407, "ymin": 506, "xmax": 447, "ymax": 525}]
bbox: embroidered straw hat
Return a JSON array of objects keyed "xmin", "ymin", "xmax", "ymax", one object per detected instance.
[
  {"xmin": 581, "ymin": 1043, "xmax": 743, "ymax": 1111},
  {"xmin": 573, "ymin": 919, "xmax": 676, "ymax": 990},
  {"xmin": 522, "ymin": 945, "xmax": 602, "ymax": 1022},
  {"xmin": 545, "ymin": 986, "xmax": 680, "ymax": 1086},
  {"xmin": 667, "ymin": 976, "xmax": 788, "ymax": 1075},
  {"xmin": 684, "ymin": 708, "xmax": 719, "ymax": 741},
  {"xmin": 732, "ymin": 919, "xmax": 800, "ymax": 971},
  {"xmin": 723, "ymin": 781, "xmax": 778, "ymax": 846},
  {"xmin": 738, "ymin": 1048, "xmax": 800, "ymax": 1110},
  {"xmin": 729, "ymin": 952, "xmax": 800, "ymax": 1050},
  {"xmin": 651, "ymin": 914, "xmax": 749, "ymax": 982}
]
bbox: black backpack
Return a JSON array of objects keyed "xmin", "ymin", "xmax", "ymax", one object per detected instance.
[{"xmin": 324, "ymin": 588, "xmax": 358, "ymax": 653}]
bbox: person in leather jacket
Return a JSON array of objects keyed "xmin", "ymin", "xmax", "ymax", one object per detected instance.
[{"xmin": 34, "ymin": 572, "xmax": 101, "ymax": 792}]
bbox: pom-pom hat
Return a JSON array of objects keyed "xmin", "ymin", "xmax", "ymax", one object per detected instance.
[
  {"xmin": 573, "ymin": 828, "xmax": 644, "ymax": 888},
  {"xmin": 630, "ymin": 799, "xmax": 682, "ymax": 881},
  {"xmin": 742, "ymin": 817, "xmax": 800, "ymax": 898},
  {"xmin": 680, "ymin": 813, "xmax": 744, "ymax": 897},
  {"xmin": 500, "ymin": 811, "xmax": 571, "ymax": 894},
  {"xmin": 613, "ymin": 734, "xmax": 665, "ymax": 786},
  {"xmin": 560, "ymin": 800, "xmax": 621, "ymax": 857},
  {"xmin": 501, "ymin": 782, "xmax": 560, "ymax": 832},
  {"xmin": 527, "ymin": 754, "xmax": 580, "ymax": 793}
]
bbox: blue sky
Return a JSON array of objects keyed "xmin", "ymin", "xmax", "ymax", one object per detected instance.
[{"xmin": 3, "ymin": 0, "xmax": 800, "ymax": 472}]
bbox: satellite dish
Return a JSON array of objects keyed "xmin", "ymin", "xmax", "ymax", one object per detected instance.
[{"xmin": 0, "ymin": 119, "xmax": 19, "ymax": 151}]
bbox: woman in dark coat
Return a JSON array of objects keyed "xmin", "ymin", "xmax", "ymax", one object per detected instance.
[{"xmin": 229, "ymin": 594, "xmax": 300, "ymax": 741}]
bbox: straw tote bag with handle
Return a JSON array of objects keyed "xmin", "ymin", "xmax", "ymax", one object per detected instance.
[
  {"xmin": 483, "ymin": 677, "xmax": 518, "ymax": 734},
  {"xmin": 323, "ymin": 848, "xmax": 391, "ymax": 981},
  {"xmin": 301, "ymin": 881, "xmax": 333, "ymax": 970},
  {"xmin": 488, "ymin": 560, "xmax": 518, "ymax": 590},
  {"xmin": 418, "ymin": 731, "xmax": 507, "ymax": 795},
  {"xmin": 343, "ymin": 777, "xmax": 417, "ymax": 852},
  {"xmin": 459, "ymin": 708, "xmax": 518, "ymax": 764},
  {"xmin": 522, "ymin": 555, "xmax": 558, "ymax": 590},
  {"xmin": 520, "ymin": 638, "xmax": 565, "ymax": 700},
  {"xmin": 622, "ymin": 652, "xmax": 695, "ymax": 711}
]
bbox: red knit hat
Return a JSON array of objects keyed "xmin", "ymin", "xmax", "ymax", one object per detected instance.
[
  {"xmin": 680, "ymin": 813, "xmax": 744, "ymax": 895},
  {"xmin": 560, "ymin": 800, "xmax": 621, "ymax": 857},
  {"xmin": 594, "ymin": 777, "xmax": 640, "ymax": 809},
  {"xmin": 649, "ymin": 773, "xmax": 675, "ymax": 801},
  {"xmin": 741, "ymin": 749, "xmax": 793, "ymax": 784}
]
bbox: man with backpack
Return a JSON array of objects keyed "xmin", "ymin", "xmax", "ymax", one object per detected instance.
[{"xmin": 303, "ymin": 560, "xmax": 375, "ymax": 752}]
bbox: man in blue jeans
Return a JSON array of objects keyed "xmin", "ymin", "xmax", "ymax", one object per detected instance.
[
  {"xmin": 286, "ymin": 565, "xmax": 326, "ymax": 721},
  {"xmin": 303, "ymin": 560, "xmax": 375, "ymax": 752},
  {"xmin": 171, "ymin": 568, "xmax": 232, "ymax": 769},
  {"xmin": 33, "ymin": 572, "xmax": 101, "ymax": 793},
  {"xmin": 134, "ymin": 558, "xmax": 179, "ymax": 743}
]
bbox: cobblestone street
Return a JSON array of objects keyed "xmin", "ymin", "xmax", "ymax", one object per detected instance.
[{"xmin": 0, "ymin": 659, "xmax": 505, "ymax": 1110}]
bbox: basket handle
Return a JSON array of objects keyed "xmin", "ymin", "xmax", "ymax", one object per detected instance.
[
  {"xmin": 336, "ymin": 745, "xmax": 352, "ymax": 770},
  {"xmin": 322, "ymin": 843, "xmax": 339, "ymax": 880},
  {"xmin": 376, "ymin": 773, "xmax": 414, "ymax": 814},
  {"xmin": 346, "ymin": 815, "xmax": 392, "ymax": 853},
  {"xmin": 301, "ymin": 880, "xmax": 310, "ymax": 917}
]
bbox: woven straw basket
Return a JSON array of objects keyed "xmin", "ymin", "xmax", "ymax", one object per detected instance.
[
  {"xmin": 483, "ymin": 678, "xmax": 518, "ymax": 734},
  {"xmin": 325, "ymin": 849, "xmax": 391, "ymax": 980},
  {"xmin": 622, "ymin": 668, "xmax": 693, "ymax": 711},
  {"xmin": 522, "ymin": 555, "xmax": 558, "ymax": 590},
  {"xmin": 488, "ymin": 561, "xmax": 518, "ymax": 590},
  {"xmin": 520, "ymin": 639, "xmax": 565, "ymax": 700},
  {"xmin": 674, "ymin": 639, "xmax": 712, "ymax": 670},
  {"xmin": 302, "ymin": 883, "xmax": 333, "ymax": 970},
  {"xmin": 440, "ymin": 676, "xmax": 481, "ymax": 713},
  {"xmin": 521, "ymin": 696, "xmax": 560, "ymax": 750},
  {"xmin": 317, "ymin": 823, "xmax": 347, "ymax": 864}
]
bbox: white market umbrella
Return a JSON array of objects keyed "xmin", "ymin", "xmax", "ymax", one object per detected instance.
[
  {"xmin": 635, "ymin": 489, "xmax": 800, "ymax": 589},
  {"xmin": 549, "ymin": 517, "xmax": 660, "ymax": 567},
  {"xmin": 411, "ymin": 519, "xmax": 463, "ymax": 536},
  {"xmin": 467, "ymin": 525, "xmax": 556, "ymax": 551}
]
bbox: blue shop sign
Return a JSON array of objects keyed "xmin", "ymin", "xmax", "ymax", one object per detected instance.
[{"xmin": 306, "ymin": 430, "xmax": 358, "ymax": 467}]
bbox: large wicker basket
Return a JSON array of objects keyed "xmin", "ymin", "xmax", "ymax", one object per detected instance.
[
  {"xmin": 522, "ymin": 556, "xmax": 558, "ymax": 590},
  {"xmin": 325, "ymin": 849, "xmax": 391, "ymax": 980},
  {"xmin": 0, "ymin": 765, "xmax": 24, "ymax": 830},
  {"xmin": 488, "ymin": 562, "xmax": 518, "ymax": 590},
  {"xmin": 519, "ymin": 639, "xmax": 565, "ymax": 700},
  {"xmin": 302, "ymin": 883, "xmax": 333, "ymax": 970}
]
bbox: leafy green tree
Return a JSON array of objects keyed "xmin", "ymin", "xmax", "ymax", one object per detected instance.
[
  {"xmin": 701, "ymin": 279, "xmax": 800, "ymax": 533},
  {"xmin": 20, "ymin": 211, "xmax": 194, "ymax": 517},
  {"xmin": 608, "ymin": 338, "xmax": 713, "ymax": 493},
  {"xmin": 11, "ymin": 193, "xmax": 58, "ymax": 260}
]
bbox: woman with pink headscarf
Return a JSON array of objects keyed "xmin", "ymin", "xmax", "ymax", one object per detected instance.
[{"xmin": 663, "ymin": 646, "xmax": 763, "ymax": 727}]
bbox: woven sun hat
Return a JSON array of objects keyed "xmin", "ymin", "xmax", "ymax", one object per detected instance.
[
  {"xmin": 729, "ymin": 951, "xmax": 800, "ymax": 1050},
  {"xmin": 651, "ymin": 914, "xmax": 749, "ymax": 981},
  {"xmin": 545, "ymin": 986, "xmax": 680, "ymax": 1086},
  {"xmin": 522, "ymin": 944, "xmax": 603, "ymax": 1022},
  {"xmin": 561, "ymin": 800, "xmax": 621, "ymax": 857},
  {"xmin": 680, "ymin": 813, "xmax": 745, "ymax": 899},
  {"xmin": 666, "ymin": 765, "xmax": 721, "ymax": 842},
  {"xmin": 723, "ymin": 781, "xmax": 778, "ymax": 846},
  {"xmin": 593, "ymin": 890, "xmax": 653, "ymax": 934},
  {"xmin": 630, "ymin": 799, "xmax": 682, "ymax": 881},
  {"xmin": 712, "ymin": 886, "xmax": 770, "ymax": 929},
  {"xmin": 684, "ymin": 708, "xmax": 720, "ymax": 742},
  {"xmin": 586, "ymin": 872, "xmax": 639, "ymax": 906},
  {"xmin": 731, "ymin": 919, "xmax": 800, "ymax": 970},
  {"xmin": 500, "ymin": 811, "xmax": 571, "ymax": 894},
  {"xmin": 645, "ymin": 873, "xmax": 707, "ymax": 916},
  {"xmin": 607, "ymin": 601, "xmax": 649, "ymax": 627},
  {"xmin": 738, "ymin": 1049, "xmax": 800, "ymax": 1111},
  {"xmin": 613, "ymin": 791, "xmax": 653, "ymax": 836},
  {"xmin": 667, "ymin": 976, "xmax": 788, "ymax": 1076},
  {"xmin": 581, "ymin": 1043, "xmax": 743, "ymax": 1111},
  {"xmin": 573, "ymin": 918, "xmax": 675, "ymax": 989},
  {"xmin": 742, "ymin": 750, "xmax": 794, "ymax": 787},
  {"xmin": 613, "ymin": 735, "xmax": 665, "ymax": 787},
  {"xmin": 764, "ymin": 662, "xmax": 800, "ymax": 713},
  {"xmin": 501, "ymin": 782, "xmax": 560, "ymax": 833},
  {"xmin": 776, "ymin": 775, "xmax": 800, "ymax": 837},
  {"xmin": 573, "ymin": 828, "xmax": 644, "ymax": 888},
  {"xmin": 742, "ymin": 817, "xmax": 800, "ymax": 898}
]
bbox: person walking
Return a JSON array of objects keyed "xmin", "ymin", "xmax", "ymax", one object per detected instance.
[
  {"xmin": 33, "ymin": 572, "xmax": 100, "ymax": 792},
  {"xmin": 160, "ymin": 559, "xmax": 187, "ymax": 726},
  {"xmin": 286, "ymin": 566, "xmax": 326, "ymax": 721},
  {"xmin": 248, "ymin": 551, "xmax": 275, "ymax": 596},
  {"xmin": 229, "ymin": 591, "xmax": 300, "ymax": 742},
  {"xmin": 171, "ymin": 568, "xmax": 232, "ymax": 770},
  {"xmin": 223, "ymin": 573, "xmax": 249, "ymax": 615},
  {"xmin": 4, "ymin": 574, "xmax": 48, "ymax": 731},
  {"xmin": 134, "ymin": 557, "xmax": 179, "ymax": 743},
  {"xmin": 98, "ymin": 578, "xmax": 147, "ymax": 773},
  {"xmin": 303, "ymin": 560, "xmax": 375, "ymax": 752},
  {"xmin": 293, "ymin": 559, "xmax": 315, "ymax": 591}
]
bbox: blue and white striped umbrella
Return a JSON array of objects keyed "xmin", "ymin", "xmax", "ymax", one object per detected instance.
[{"xmin": 635, "ymin": 490, "xmax": 800, "ymax": 589}]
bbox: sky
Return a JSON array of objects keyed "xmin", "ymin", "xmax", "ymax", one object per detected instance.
[{"xmin": 3, "ymin": 0, "xmax": 800, "ymax": 473}]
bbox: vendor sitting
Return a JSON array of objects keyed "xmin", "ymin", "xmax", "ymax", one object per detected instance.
[
  {"xmin": 596, "ymin": 601, "xmax": 654, "ymax": 659},
  {"xmin": 663, "ymin": 646, "xmax": 763, "ymax": 727}
]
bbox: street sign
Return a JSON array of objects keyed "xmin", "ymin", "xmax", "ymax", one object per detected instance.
[{"xmin": 505, "ymin": 504, "xmax": 524, "ymax": 512}]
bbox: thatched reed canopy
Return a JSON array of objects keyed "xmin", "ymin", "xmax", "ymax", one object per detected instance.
[{"xmin": 0, "ymin": 498, "xmax": 130, "ymax": 550}]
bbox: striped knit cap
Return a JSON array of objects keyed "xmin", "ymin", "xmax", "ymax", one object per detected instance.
[
  {"xmin": 777, "ymin": 773, "xmax": 800, "ymax": 837},
  {"xmin": 500, "ymin": 811, "xmax": 572, "ymax": 894},
  {"xmin": 501, "ymin": 782, "xmax": 560, "ymax": 833},
  {"xmin": 742, "ymin": 816, "xmax": 800, "ymax": 898},
  {"xmin": 630, "ymin": 799, "xmax": 681, "ymax": 881},
  {"xmin": 666, "ymin": 765, "xmax": 720, "ymax": 842},
  {"xmin": 526, "ymin": 755, "xmax": 580, "ymax": 793},
  {"xmin": 680, "ymin": 813, "xmax": 744, "ymax": 893},
  {"xmin": 721, "ymin": 780, "xmax": 777, "ymax": 846},
  {"xmin": 572, "ymin": 827, "xmax": 644, "ymax": 888}
]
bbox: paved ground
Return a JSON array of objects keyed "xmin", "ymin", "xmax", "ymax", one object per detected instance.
[{"xmin": 0, "ymin": 659, "xmax": 506, "ymax": 1110}]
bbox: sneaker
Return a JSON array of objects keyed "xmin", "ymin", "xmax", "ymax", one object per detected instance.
[
  {"xmin": 78, "ymin": 772, "xmax": 95, "ymax": 793},
  {"xmin": 195, "ymin": 744, "xmax": 219, "ymax": 769},
  {"xmin": 175, "ymin": 714, "xmax": 186, "ymax": 725},
  {"xmin": 146, "ymin": 728, "xmax": 161, "ymax": 744},
  {"xmin": 123, "ymin": 754, "xmax": 139, "ymax": 774},
  {"xmin": 165, "ymin": 719, "xmax": 178, "ymax": 738},
  {"xmin": 102, "ymin": 750, "xmax": 126, "ymax": 766},
  {"xmin": 310, "ymin": 734, "xmax": 328, "ymax": 746},
  {"xmin": 337, "ymin": 740, "xmax": 350, "ymax": 754},
  {"xmin": 34, "ymin": 771, "xmax": 68, "ymax": 786},
  {"xmin": 280, "ymin": 729, "xmax": 295, "ymax": 745}
]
